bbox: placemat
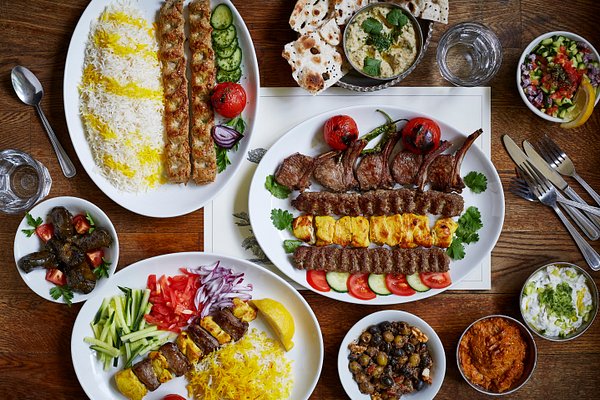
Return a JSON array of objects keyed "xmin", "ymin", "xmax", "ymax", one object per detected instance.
[{"xmin": 204, "ymin": 86, "xmax": 492, "ymax": 290}]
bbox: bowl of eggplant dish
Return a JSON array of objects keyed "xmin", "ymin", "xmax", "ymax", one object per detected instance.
[{"xmin": 14, "ymin": 196, "xmax": 119, "ymax": 305}]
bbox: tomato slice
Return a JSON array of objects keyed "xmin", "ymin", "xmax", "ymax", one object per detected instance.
[
  {"xmin": 35, "ymin": 223, "xmax": 54, "ymax": 242},
  {"xmin": 419, "ymin": 272, "xmax": 452, "ymax": 289},
  {"xmin": 86, "ymin": 249, "xmax": 104, "ymax": 267},
  {"xmin": 306, "ymin": 270, "xmax": 330, "ymax": 292},
  {"xmin": 348, "ymin": 273, "xmax": 376, "ymax": 300},
  {"xmin": 45, "ymin": 268, "xmax": 66, "ymax": 286},
  {"xmin": 385, "ymin": 274, "xmax": 416, "ymax": 296},
  {"xmin": 72, "ymin": 214, "xmax": 91, "ymax": 234},
  {"xmin": 163, "ymin": 395, "xmax": 186, "ymax": 400}
]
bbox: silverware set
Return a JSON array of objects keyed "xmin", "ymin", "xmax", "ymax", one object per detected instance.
[{"xmin": 504, "ymin": 134, "xmax": 600, "ymax": 270}]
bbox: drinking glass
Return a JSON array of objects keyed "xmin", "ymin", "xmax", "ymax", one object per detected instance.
[
  {"xmin": 436, "ymin": 22, "xmax": 502, "ymax": 86},
  {"xmin": 0, "ymin": 149, "xmax": 52, "ymax": 214}
]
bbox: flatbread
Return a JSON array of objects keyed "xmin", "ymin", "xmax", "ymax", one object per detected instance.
[
  {"xmin": 282, "ymin": 32, "xmax": 347, "ymax": 95},
  {"xmin": 289, "ymin": 0, "xmax": 333, "ymax": 34},
  {"xmin": 389, "ymin": 0, "xmax": 425, "ymax": 17},
  {"xmin": 318, "ymin": 17, "xmax": 341, "ymax": 46},
  {"xmin": 420, "ymin": 0, "xmax": 448, "ymax": 24},
  {"xmin": 333, "ymin": 0, "xmax": 371, "ymax": 25}
]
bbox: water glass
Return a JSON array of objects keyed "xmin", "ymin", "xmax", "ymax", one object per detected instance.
[
  {"xmin": 0, "ymin": 149, "xmax": 52, "ymax": 214},
  {"xmin": 436, "ymin": 22, "xmax": 503, "ymax": 86}
]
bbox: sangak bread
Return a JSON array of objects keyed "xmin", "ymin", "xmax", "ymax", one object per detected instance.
[
  {"xmin": 333, "ymin": 0, "xmax": 371, "ymax": 25},
  {"xmin": 318, "ymin": 17, "xmax": 342, "ymax": 46},
  {"xmin": 289, "ymin": 0, "xmax": 333, "ymax": 34},
  {"xmin": 391, "ymin": 0, "xmax": 449, "ymax": 24}
]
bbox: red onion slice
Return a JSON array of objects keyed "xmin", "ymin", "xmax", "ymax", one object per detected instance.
[{"xmin": 212, "ymin": 125, "xmax": 243, "ymax": 149}]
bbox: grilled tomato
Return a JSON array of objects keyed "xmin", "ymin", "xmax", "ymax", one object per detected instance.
[
  {"xmin": 211, "ymin": 82, "xmax": 247, "ymax": 118},
  {"xmin": 323, "ymin": 115, "xmax": 359, "ymax": 150},
  {"xmin": 401, "ymin": 117, "xmax": 441, "ymax": 155}
]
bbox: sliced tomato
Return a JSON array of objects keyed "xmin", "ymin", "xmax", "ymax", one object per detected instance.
[
  {"xmin": 35, "ymin": 223, "xmax": 54, "ymax": 242},
  {"xmin": 86, "ymin": 249, "xmax": 104, "ymax": 267},
  {"xmin": 419, "ymin": 272, "xmax": 452, "ymax": 289},
  {"xmin": 385, "ymin": 274, "xmax": 416, "ymax": 296},
  {"xmin": 306, "ymin": 270, "xmax": 330, "ymax": 292},
  {"xmin": 45, "ymin": 268, "xmax": 66, "ymax": 286},
  {"xmin": 163, "ymin": 395, "xmax": 186, "ymax": 400},
  {"xmin": 72, "ymin": 214, "xmax": 91, "ymax": 234},
  {"xmin": 348, "ymin": 273, "xmax": 376, "ymax": 300}
]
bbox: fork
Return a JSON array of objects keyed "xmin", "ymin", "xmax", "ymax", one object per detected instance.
[
  {"xmin": 519, "ymin": 163, "xmax": 600, "ymax": 271},
  {"xmin": 536, "ymin": 135, "xmax": 600, "ymax": 206},
  {"xmin": 510, "ymin": 177, "xmax": 600, "ymax": 216}
]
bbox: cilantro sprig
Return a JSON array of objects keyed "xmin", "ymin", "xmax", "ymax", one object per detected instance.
[
  {"xmin": 215, "ymin": 116, "xmax": 246, "ymax": 173},
  {"xmin": 265, "ymin": 175, "xmax": 292, "ymax": 199},
  {"xmin": 363, "ymin": 57, "xmax": 382, "ymax": 76},
  {"xmin": 50, "ymin": 285, "xmax": 74, "ymax": 306},
  {"xmin": 86, "ymin": 211, "xmax": 96, "ymax": 233},
  {"xmin": 464, "ymin": 171, "xmax": 488, "ymax": 194},
  {"xmin": 22, "ymin": 213, "xmax": 43, "ymax": 237},
  {"xmin": 447, "ymin": 206, "xmax": 483, "ymax": 260},
  {"xmin": 93, "ymin": 258, "xmax": 111, "ymax": 279},
  {"xmin": 270, "ymin": 209, "xmax": 294, "ymax": 231}
]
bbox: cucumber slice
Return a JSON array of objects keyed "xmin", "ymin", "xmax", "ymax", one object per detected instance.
[
  {"xmin": 367, "ymin": 274, "xmax": 391, "ymax": 296},
  {"xmin": 216, "ymin": 39, "xmax": 238, "ymax": 58},
  {"xmin": 212, "ymin": 25, "xmax": 236, "ymax": 49},
  {"xmin": 541, "ymin": 38, "xmax": 553, "ymax": 46},
  {"xmin": 406, "ymin": 273, "xmax": 430, "ymax": 292},
  {"xmin": 326, "ymin": 271, "xmax": 349, "ymax": 293},
  {"xmin": 216, "ymin": 67, "xmax": 242, "ymax": 83},
  {"xmin": 216, "ymin": 46, "xmax": 242, "ymax": 72},
  {"xmin": 211, "ymin": 4, "xmax": 233, "ymax": 30}
]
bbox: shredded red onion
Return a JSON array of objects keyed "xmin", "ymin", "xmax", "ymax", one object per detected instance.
[
  {"xmin": 187, "ymin": 261, "xmax": 253, "ymax": 319},
  {"xmin": 212, "ymin": 125, "xmax": 243, "ymax": 149}
]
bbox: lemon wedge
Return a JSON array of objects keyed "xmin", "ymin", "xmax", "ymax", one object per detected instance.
[
  {"xmin": 251, "ymin": 298, "xmax": 295, "ymax": 351},
  {"xmin": 560, "ymin": 77, "xmax": 596, "ymax": 129}
]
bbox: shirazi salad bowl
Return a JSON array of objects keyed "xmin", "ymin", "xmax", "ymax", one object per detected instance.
[
  {"xmin": 520, "ymin": 262, "xmax": 598, "ymax": 342},
  {"xmin": 517, "ymin": 31, "xmax": 600, "ymax": 123}
]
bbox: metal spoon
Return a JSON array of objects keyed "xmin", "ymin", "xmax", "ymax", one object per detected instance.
[{"xmin": 11, "ymin": 66, "xmax": 76, "ymax": 178}]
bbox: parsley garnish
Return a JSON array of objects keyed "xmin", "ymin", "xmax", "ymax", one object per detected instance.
[
  {"xmin": 283, "ymin": 239, "xmax": 303, "ymax": 254},
  {"xmin": 50, "ymin": 285, "xmax": 74, "ymax": 306},
  {"xmin": 447, "ymin": 206, "xmax": 483, "ymax": 260},
  {"xmin": 265, "ymin": 175, "xmax": 291, "ymax": 199},
  {"xmin": 215, "ymin": 116, "xmax": 246, "ymax": 173},
  {"xmin": 363, "ymin": 57, "xmax": 382, "ymax": 76},
  {"xmin": 215, "ymin": 145, "xmax": 232, "ymax": 173},
  {"xmin": 361, "ymin": 17, "xmax": 383, "ymax": 34},
  {"xmin": 86, "ymin": 211, "xmax": 96, "ymax": 233},
  {"xmin": 464, "ymin": 171, "xmax": 488, "ymax": 194},
  {"xmin": 22, "ymin": 212, "xmax": 43, "ymax": 237},
  {"xmin": 270, "ymin": 209, "xmax": 294, "ymax": 231},
  {"xmin": 366, "ymin": 33, "xmax": 392, "ymax": 52},
  {"xmin": 386, "ymin": 8, "xmax": 408, "ymax": 28},
  {"xmin": 93, "ymin": 258, "xmax": 111, "ymax": 279}
]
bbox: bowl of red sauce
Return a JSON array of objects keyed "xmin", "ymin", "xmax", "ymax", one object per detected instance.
[{"xmin": 517, "ymin": 31, "xmax": 600, "ymax": 122}]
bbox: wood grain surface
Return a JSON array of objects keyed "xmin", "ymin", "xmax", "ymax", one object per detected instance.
[{"xmin": 1, "ymin": 0, "xmax": 600, "ymax": 399}]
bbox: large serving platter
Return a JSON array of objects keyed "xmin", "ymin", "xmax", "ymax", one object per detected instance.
[
  {"xmin": 249, "ymin": 105, "xmax": 505, "ymax": 305},
  {"xmin": 71, "ymin": 252, "xmax": 323, "ymax": 400},
  {"xmin": 63, "ymin": 0, "xmax": 260, "ymax": 217}
]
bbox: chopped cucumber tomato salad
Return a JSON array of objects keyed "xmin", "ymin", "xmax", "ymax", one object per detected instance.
[
  {"xmin": 521, "ymin": 265, "xmax": 594, "ymax": 338},
  {"xmin": 520, "ymin": 35, "xmax": 599, "ymax": 118}
]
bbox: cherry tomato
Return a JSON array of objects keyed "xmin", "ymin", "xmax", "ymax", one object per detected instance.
[
  {"xmin": 211, "ymin": 82, "xmax": 247, "ymax": 118},
  {"xmin": 163, "ymin": 395, "xmax": 186, "ymax": 400},
  {"xmin": 348, "ymin": 273, "xmax": 376, "ymax": 300},
  {"xmin": 35, "ymin": 223, "xmax": 54, "ymax": 242},
  {"xmin": 323, "ymin": 115, "xmax": 359, "ymax": 150},
  {"xmin": 72, "ymin": 214, "xmax": 91, "ymax": 235},
  {"xmin": 86, "ymin": 249, "xmax": 104, "ymax": 267},
  {"xmin": 306, "ymin": 270, "xmax": 330, "ymax": 292},
  {"xmin": 419, "ymin": 272, "xmax": 452, "ymax": 289},
  {"xmin": 385, "ymin": 274, "xmax": 416, "ymax": 296},
  {"xmin": 45, "ymin": 268, "xmax": 66, "ymax": 286},
  {"xmin": 401, "ymin": 117, "xmax": 441, "ymax": 155}
]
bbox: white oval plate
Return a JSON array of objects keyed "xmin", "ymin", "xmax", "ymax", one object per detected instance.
[
  {"xmin": 63, "ymin": 0, "xmax": 260, "ymax": 217},
  {"xmin": 338, "ymin": 310, "xmax": 446, "ymax": 400},
  {"xmin": 13, "ymin": 196, "xmax": 119, "ymax": 304},
  {"xmin": 71, "ymin": 252, "xmax": 323, "ymax": 400},
  {"xmin": 249, "ymin": 105, "xmax": 505, "ymax": 304}
]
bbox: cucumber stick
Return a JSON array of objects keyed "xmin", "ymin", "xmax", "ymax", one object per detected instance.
[
  {"xmin": 368, "ymin": 274, "xmax": 391, "ymax": 296},
  {"xmin": 406, "ymin": 273, "xmax": 430, "ymax": 292},
  {"xmin": 326, "ymin": 271, "xmax": 350, "ymax": 293}
]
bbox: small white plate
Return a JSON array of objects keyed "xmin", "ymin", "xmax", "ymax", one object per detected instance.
[
  {"xmin": 13, "ymin": 196, "xmax": 119, "ymax": 304},
  {"xmin": 71, "ymin": 252, "xmax": 323, "ymax": 400},
  {"xmin": 338, "ymin": 310, "xmax": 446, "ymax": 400}
]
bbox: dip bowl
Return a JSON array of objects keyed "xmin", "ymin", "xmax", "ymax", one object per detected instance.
[
  {"xmin": 342, "ymin": 2, "xmax": 423, "ymax": 82},
  {"xmin": 457, "ymin": 315, "xmax": 537, "ymax": 396},
  {"xmin": 519, "ymin": 262, "xmax": 599, "ymax": 342},
  {"xmin": 517, "ymin": 31, "xmax": 600, "ymax": 122}
]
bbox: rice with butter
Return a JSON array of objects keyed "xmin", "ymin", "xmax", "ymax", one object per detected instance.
[{"xmin": 80, "ymin": 3, "xmax": 165, "ymax": 192}]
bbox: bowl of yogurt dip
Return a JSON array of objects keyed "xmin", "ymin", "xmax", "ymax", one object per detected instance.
[{"xmin": 520, "ymin": 262, "xmax": 598, "ymax": 341}]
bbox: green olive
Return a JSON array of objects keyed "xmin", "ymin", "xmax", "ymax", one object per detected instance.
[
  {"xmin": 383, "ymin": 331, "xmax": 394, "ymax": 342},
  {"xmin": 359, "ymin": 354, "xmax": 371, "ymax": 367},
  {"xmin": 373, "ymin": 365, "xmax": 384, "ymax": 378},
  {"xmin": 376, "ymin": 352, "xmax": 388, "ymax": 366},
  {"xmin": 349, "ymin": 361, "xmax": 362, "ymax": 374},
  {"xmin": 408, "ymin": 353, "xmax": 420, "ymax": 367}
]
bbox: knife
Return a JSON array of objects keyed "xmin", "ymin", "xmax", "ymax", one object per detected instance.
[
  {"xmin": 503, "ymin": 135, "xmax": 599, "ymax": 240},
  {"xmin": 523, "ymin": 140, "xmax": 600, "ymax": 230}
]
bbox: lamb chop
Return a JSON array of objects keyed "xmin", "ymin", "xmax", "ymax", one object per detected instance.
[
  {"xmin": 355, "ymin": 131, "xmax": 400, "ymax": 191},
  {"xmin": 312, "ymin": 139, "xmax": 367, "ymax": 192}
]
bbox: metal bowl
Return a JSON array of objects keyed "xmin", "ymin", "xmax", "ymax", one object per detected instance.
[
  {"xmin": 519, "ymin": 262, "xmax": 599, "ymax": 341},
  {"xmin": 338, "ymin": 2, "xmax": 432, "ymax": 92},
  {"xmin": 457, "ymin": 315, "xmax": 537, "ymax": 396}
]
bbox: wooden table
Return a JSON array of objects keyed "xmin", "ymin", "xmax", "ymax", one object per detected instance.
[{"xmin": 1, "ymin": 1, "xmax": 599, "ymax": 398}]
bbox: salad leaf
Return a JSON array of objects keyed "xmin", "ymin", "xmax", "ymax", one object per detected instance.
[
  {"xmin": 363, "ymin": 57, "xmax": 382, "ymax": 76},
  {"xmin": 22, "ymin": 212, "xmax": 43, "ymax": 237},
  {"xmin": 50, "ymin": 285, "xmax": 74, "ymax": 306},
  {"xmin": 270, "ymin": 209, "xmax": 294, "ymax": 231},
  {"xmin": 265, "ymin": 175, "xmax": 291, "ymax": 199},
  {"xmin": 464, "ymin": 171, "xmax": 488, "ymax": 194},
  {"xmin": 447, "ymin": 206, "xmax": 483, "ymax": 260},
  {"xmin": 361, "ymin": 17, "xmax": 382, "ymax": 34},
  {"xmin": 283, "ymin": 240, "xmax": 303, "ymax": 254}
]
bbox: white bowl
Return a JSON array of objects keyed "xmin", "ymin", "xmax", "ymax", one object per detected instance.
[
  {"xmin": 338, "ymin": 310, "xmax": 445, "ymax": 400},
  {"xmin": 13, "ymin": 196, "xmax": 119, "ymax": 304},
  {"xmin": 517, "ymin": 31, "xmax": 600, "ymax": 122}
]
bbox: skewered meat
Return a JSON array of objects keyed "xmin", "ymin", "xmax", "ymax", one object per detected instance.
[
  {"xmin": 17, "ymin": 251, "xmax": 57, "ymax": 273},
  {"xmin": 212, "ymin": 308, "xmax": 249, "ymax": 341},
  {"xmin": 158, "ymin": 342, "xmax": 191, "ymax": 377},
  {"xmin": 187, "ymin": 323, "xmax": 220, "ymax": 354},
  {"xmin": 356, "ymin": 132, "xmax": 399, "ymax": 190},
  {"xmin": 114, "ymin": 369, "xmax": 147, "ymax": 400},
  {"xmin": 292, "ymin": 188, "xmax": 464, "ymax": 217},
  {"xmin": 293, "ymin": 246, "xmax": 450, "ymax": 274},
  {"xmin": 71, "ymin": 228, "xmax": 112, "ymax": 252},
  {"xmin": 49, "ymin": 206, "xmax": 74, "ymax": 241},
  {"xmin": 313, "ymin": 139, "xmax": 367, "ymax": 192},
  {"xmin": 132, "ymin": 358, "xmax": 161, "ymax": 391},
  {"xmin": 66, "ymin": 261, "xmax": 96, "ymax": 294},
  {"xmin": 200, "ymin": 316, "xmax": 231, "ymax": 344},
  {"xmin": 274, "ymin": 153, "xmax": 315, "ymax": 191}
]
